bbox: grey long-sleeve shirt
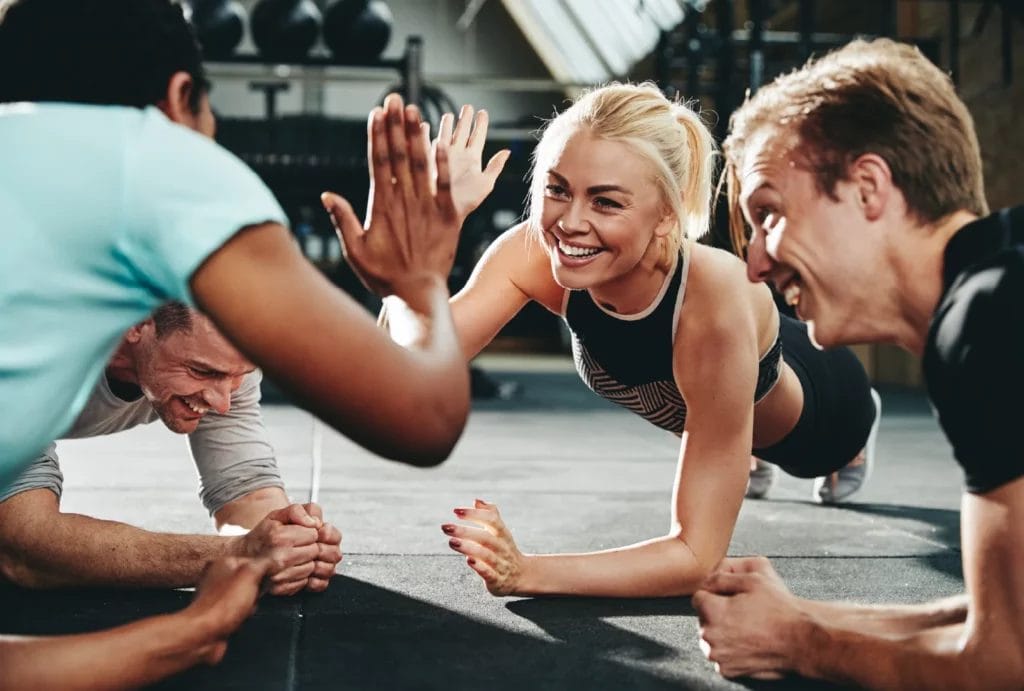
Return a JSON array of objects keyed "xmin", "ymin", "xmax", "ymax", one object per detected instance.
[{"xmin": 1, "ymin": 371, "xmax": 283, "ymax": 515}]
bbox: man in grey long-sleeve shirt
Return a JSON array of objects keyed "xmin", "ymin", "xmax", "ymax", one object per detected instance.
[{"xmin": 0, "ymin": 302, "xmax": 342, "ymax": 596}]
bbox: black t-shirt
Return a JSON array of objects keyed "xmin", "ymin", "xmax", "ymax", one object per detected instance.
[{"xmin": 923, "ymin": 206, "xmax": 1024, "ymax": 494}]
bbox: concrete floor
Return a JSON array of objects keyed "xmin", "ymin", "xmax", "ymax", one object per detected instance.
[{"xmin": 0, "ymin": 354, "xmax": 965, "ymax": 690}]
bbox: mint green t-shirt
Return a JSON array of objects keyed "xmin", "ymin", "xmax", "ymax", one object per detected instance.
[{"xmin": 0, "ymin": 103, "xmax": 287, "ymax": 489}]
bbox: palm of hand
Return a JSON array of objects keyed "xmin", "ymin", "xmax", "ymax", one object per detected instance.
[{"xmin": 433, "ymin": 106, "xmax": 510, "ymax": 222}]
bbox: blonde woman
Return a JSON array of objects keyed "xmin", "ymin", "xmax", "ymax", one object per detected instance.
[{"xmin": 368, "ymin": 83, "xmax": 880, "ymax": 598}]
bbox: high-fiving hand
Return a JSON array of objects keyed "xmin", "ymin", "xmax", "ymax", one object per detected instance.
[
  {"xmin": 433, "ymin": 105, "xmax": 510, "ymax": 223},
  {"xmin": 321, "ymin": 93, "xmax": 459, "ymax": 302}
]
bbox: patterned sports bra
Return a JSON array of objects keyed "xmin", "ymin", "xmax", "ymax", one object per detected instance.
[{"xmin": 563, "ymin": 250, "xmax": 783, "ymax": 436}]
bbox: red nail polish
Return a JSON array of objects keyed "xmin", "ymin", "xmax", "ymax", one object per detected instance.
[
  {"xmin": 449, "ymin": 538, "xmax": 461, "ymax": 548},
  {"xmin": 467, "ymin": 558, "xmax": 476, "ymax": 565},
  {"xmin": 454, "ymin": 508, "xmax": 466, "ymax": 517},
  {"xmin": 442, "ymin": 524, "xmax": 455, "ymax": 534}
]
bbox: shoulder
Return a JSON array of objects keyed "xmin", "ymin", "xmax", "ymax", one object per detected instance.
[
  {"xmin": 228, "ymin": 371, "xmax": 264, "ymax": 408},
  {"xmin": 475, "ymin": 222, "xmax": 563, "ymax": 309},
  {"xmin": 680, "ymin": 244, "xmax": 768, "ymax": 345},
  {"xmin": 925, "ymin": 249, "xmax": 1024, "ymax": 493},
  {"xmin": 929, "ymin": 248, "xmax": 1024, "ymax": 369}
]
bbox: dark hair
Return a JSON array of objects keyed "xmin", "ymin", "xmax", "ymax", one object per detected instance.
[
  {"xmin": 723, "ymin": 38, "xmax": 987, "ymax": 253},
  {"xmin": 0, "ymin": 0, "xmax": 210, "ymax": 112},
  {"xmin": 152, "ymin": 301, "xmax": 195, "ymax": 338}
]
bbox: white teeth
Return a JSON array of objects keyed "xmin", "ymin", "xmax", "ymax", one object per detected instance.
[
  {"xmin": 558, "ymin": 239, "xmax": 601, "ymax": 257},
  {"xmin": 184, "ymin": 398, "xmax": 208, "ymax": 415},
  {"xmin": 783, "ymin": 281, "xmax": 801, "ymax": 307}
]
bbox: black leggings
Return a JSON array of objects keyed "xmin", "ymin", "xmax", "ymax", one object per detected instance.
[{"xmin": 753, "ymin": 315, "xmax": 876, "ymax": 478}]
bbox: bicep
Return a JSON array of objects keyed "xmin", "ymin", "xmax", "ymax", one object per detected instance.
[
  {"xmin": 451, "ymin": 228, "xmax": 539, "ymax": 359},
  {"xmin": 0, "ymin": 489, "xmax": 60, "ymax": 540}
]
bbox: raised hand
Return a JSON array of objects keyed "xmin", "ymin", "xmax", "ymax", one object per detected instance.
[
  {"xmin": 434, "ymin": 106, "xmax": 510, "ymax": 222},
  {"xmin": 185, "ymin": 556, "xmax": 273, "ymax": 665},
  {"xmin": 232, "ymin": 504, "xmax": 322, "ymax": 596},
  {"xmin": 442, "ymin": 498, "xmax": 524, "ymax": 596},
  {"xmin": 322, "ymin": 92, "xmax": 460, "ymax": 302},
  {"xmin": 692, "ymin": 556, "xmax": 805, "ymax": 680}
]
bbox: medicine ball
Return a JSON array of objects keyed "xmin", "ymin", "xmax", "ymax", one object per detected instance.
[
  {"xmin": 325, "ymin": 0, "xmax": 393, "ymax": 64},
  {"xmin": 189, "ymin": 0, "xmax": 246, "ymax": 59},
  {"xmin": 251, "ymin": 0, "xmax": 322, "ymax": 63}
]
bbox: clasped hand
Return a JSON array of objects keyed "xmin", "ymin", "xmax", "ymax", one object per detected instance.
[{"xmin": 232, "ymin": 503, "xmax": 342, "ymax": 596}]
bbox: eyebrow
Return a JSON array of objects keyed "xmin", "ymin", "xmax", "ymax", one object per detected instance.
[
  {"xmin": 740, "ymin": 181, "xmax": 775, "ymax": 209},
  {"xmin": 187, "ymin": 360, "xmax": 256, "ymax": 376},
  {"xmin": 548, "ymin": 170, "xmax": 634, "ymax": 197}
]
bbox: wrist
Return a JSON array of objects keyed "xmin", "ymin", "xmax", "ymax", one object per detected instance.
[
  {"xmin": 514, "ymin": 554, "xmax": 543, "ymax": 596},
  {"xmin": 152, "ymin": 610, "xmax": 222, "ymax": 666},
  {"xmin": 389, "ymin": 273, "xmax": 448, "ymax": 311},
  {"xmin": 790, "ymin": 605, "xmax": 828, "ymax": 679}
]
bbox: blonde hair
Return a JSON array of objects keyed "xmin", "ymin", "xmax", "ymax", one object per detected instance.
[
  {"xmin": 723, "ymin": 38, "xmax": 988, "ymax": 254},
  {"xmin": 527, "ymin": 82, "xmax": 718, "ymax": 257}
]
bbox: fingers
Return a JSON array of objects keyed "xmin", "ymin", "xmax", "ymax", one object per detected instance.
[
  {"xmin": 719, "ymin": 555, "xmax": 774, "ymax": 575},
  {"xmin": 698, "ymin": 570, "xmax": 754, "ymax": 596},
  {"xmin": 466, "ymin": 109, "xmax": 489, "ymax": 151},
  {"xmin": 314, "ymin": 539, "xmax": 343, "ymax": 565},
  {"xmin": 452, "ymin": 502, "xmax": 504, "ymax": 534},
  {"xmin": 465, "ymin": 555, "xmax": 501, "ymax": 588},
  {"xmin": 434, "ymin": 134, "xmax": 455, "ymax": 219},
  {"xmin": 691, "ymin": 588, "xmax": 725, "ymax": 619},
  {"xmin": 366, "ymin": 106, "xmax": 389, "ymax": 191},
  {"xmin": 268, "ymin": 504, "xmax": 322, "ymax": 529},
  {"xmin": 306, "ymin": 576, "xmax": 332, "ymax": 593},
  {"xmin": 436, "ymin": 111, "xmax": 454, "ymax": 147},
  {"xmin": 269, "ymin": 542, "xmax": 321, "ymax": 570},
  {"xmin": 269, "ymin": 560, "xmax": 316, "ymax": 586},
  {"xmin": 484, "ymin": 149, "xmax": 511, "ymax": 181},
  {"xmin": 406, "ymin": 106, "xmax": 431, "ymax": 199},
  {"xmin": 317, "ymin": 522, "xmax": 342, "ymax": 547},
  {"xmin": 320, "ymin": 192, "xmax": 362, "ymax": 256},
  {"xmin": 452, "ymin": 104, "xmax": 474, "ymax": 146},
  {"xmin": 385, "ymin": 95, "xmax": 414, "ymax": 198},
  {"xmin": 303, "ymin": 502, "xmax": 324, "ymax": 521},
  {"xmin": 441, "ymin": 522, "xmax": 501, "ymax": 550}
]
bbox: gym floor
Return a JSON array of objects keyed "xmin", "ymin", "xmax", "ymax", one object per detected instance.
[{"xmin": 0, "ymin": 354, "xmax": 963, "ymax": 690}]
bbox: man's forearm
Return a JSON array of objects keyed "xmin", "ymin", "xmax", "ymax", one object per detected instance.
[
  {"xmin": 0, "ymin": 612, "xmax": 215, "ymax": 691},
  {"xmin": 801, "ymin": 594, "xmax": 968, "ymax": 637},
  {"xmin": 0, "ymin": 512, "xmax": 233, "ymax": 589},
  {"xmin": 796, "ymin": 619, "xmax": 990, "ymax": 691}
]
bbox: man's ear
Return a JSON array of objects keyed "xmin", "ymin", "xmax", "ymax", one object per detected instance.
[
  {"xmin": 849, "ymin": 153, "xmax": 893, "ymax": 223},
  {"xmin": 157, "ymin": 71, "xmax": 197, "ymax": 126},
  {"xmin": 124, "ymin": 319, "xmax": 154, "ymax": 344}
]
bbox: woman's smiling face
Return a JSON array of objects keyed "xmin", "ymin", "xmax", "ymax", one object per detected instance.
[{"xmin": 538, "ymin": 128, "xmax": 673, "ymax": 292}]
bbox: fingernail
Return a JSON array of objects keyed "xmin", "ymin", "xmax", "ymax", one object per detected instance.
[
  {"xmin": 467, "ymin": 558, "xmax": 476, "ymax": 566},
  {"xmin": 441, "ymin": 524, "xmax": 456, "ymax": 535},
  {"xmin": 320, "ymin": 192, "xmax": 331, "ymax": 208},
  {"xmin": 453, "ymin": 508, "xmax": 466, "ymax": 517},
  {"xmin": 449, "ymin": 538, "xmax": 461, "ymax": 548}
]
